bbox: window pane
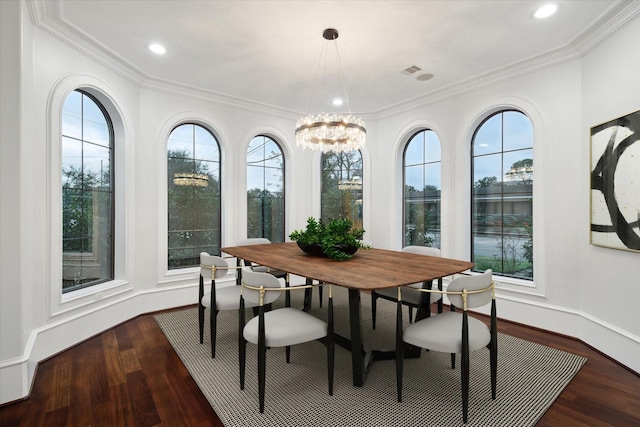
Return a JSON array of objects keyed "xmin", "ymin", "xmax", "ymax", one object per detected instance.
[
  {"xmin": 168, "ymin": 124, "xmax": 221, "ymax": 268},
  {"xmin": 247, "ymin": 166, "xmax": 265, "ymax": 191},
  {"xmin": 424, "ymin": 162, "xmax": 441, "ymax": 191},
  {"xmin": 83, "ymin": 99, "xmax": 110, "ymax": 146},
  {"xmin": 247, "ymin": 136, "xmax": 285, "ymax": 241},
  {"xmin": 471, "ymin": 110, "xmax": 533, "ymax": 280},
  {"xmin": 263, "ymin": 141, "xmax": 283, "ymax": 168},
  {"xmin": 62, "ymin": 137, "xmax": 83, "ymax": 189},
  {"xmin": 194, "ymin": 126, "xmax": 218, "ymax": 161},
  {"xmin": 168, "ymin": 125, "xmax": 194, "ymax": 158},
  {"xmin": 405, "ymin": 132, "xmax": 424, "ymax": 166},
  {"xmin": 265, "ymin": 167, "xmax": 283, "ymax": 194},
  {"xmin": 321, "ymin": 150, "xmax": 363, "ymax": 228},
  {"xmin": 193, "ymin": 196, "xmax": 217, "ymax": 230},
  {"xmin": 62, "ymin": 91, "xmax": 82, "ymax": 140},
  {"xmin": 405, "ymin": 165, "xmax": 423, "ymax": 198},
  {"xmin": 503, "ymin": 111, "xmax": 533, "ymax": 152},
  {"xmin": 403, "ymin": 130, "xmax": 441, "ymax": 248},
  {"xmin": 83, "ymin": 143, "xmax": 110, "ymax": 188},
  {"xmin": 247, "ymin": 137, "xmax": 265, "ymax": 166},
  {"xmin": 424, "ymin": 130, "xmax": 441, "ymax": 164},
  {"xmin": 473, "ymin": 153, "xmax": 502, "ymax": 192},
  {"xmin": 62, "ymin": 90, "xmax": 113, "ymax": 293},
  {"xmin": 168, "ymin": 194, "xmax": 194, "ymax": 231},
  {"xmin": 474, "ymin": 114, "xmax": 502, "ymax": 155}
]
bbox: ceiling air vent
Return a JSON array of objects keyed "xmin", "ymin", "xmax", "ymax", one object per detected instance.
[{"xmin": 401, "ymin": 65, "xmax": 422, "ymax": 75}]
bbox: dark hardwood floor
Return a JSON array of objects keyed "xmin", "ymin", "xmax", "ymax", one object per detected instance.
[{"xmin": 1, "ymin": 305, "xmax": 639, "ymax": 426}]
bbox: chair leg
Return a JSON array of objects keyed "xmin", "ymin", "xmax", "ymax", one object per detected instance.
[
  {"xmin": 490, "ymin": 299, "xmax": 498, "ymax": 400},
  {"xmin": 451, "ymin": 353, "xmax": 456, "ymax": 369},
  {"xmin": 461, "ymin": 312, "xmax": 470, "ymax": 424},
  {"xmin": 239, "ymin": 337, "xmax": 247, "ymax": 390},
  {"xmin": 318, "ymin": 283, "xmax": 323, "ymax": 308},
  {"xmin": 408, "ymin": 306, "xmax": 414, "ymax": 323},
  {"xmin": 395, "ymin": 301, "xmax": 404, "ymax": 402},
  {"xmin": 198, "ymin": 275, "xmax": 205, "ymax": 344},
  {"xmin": 198, "ymin": 304, "xmax": 205, "ymax": 344},
  {"xmin": 258, "ymin": 307, "xmax": 266, "ymax": 413},
  {"xmin": 371, "ymin": 292, "xmax": 378, "ymax": 330},
  {"xmin": 239, "ymin": 299, "xmax": 246, "ymax": 390},
  {"xmin": 490, "ymin": 337, "xmax": 497, "ymax": 400},
  {"xmin": 286, "ymin": 346, "xmax": 291, "ymax": 363},
  {"xmin": 258, "ymin": 341, "xmax": 266, "ymax": 413},
  {"xmin": 210, "ymin": 310, "xmax": 219, "ymax": 358}
]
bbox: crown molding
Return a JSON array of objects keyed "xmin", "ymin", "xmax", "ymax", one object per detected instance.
[
  {"xmin": 28, "ymin": 0, "xmax": 639, "ymax": 122},
  {"xmin": 375, "ymin": 0, "xmax": 640, "ymax": 119}
]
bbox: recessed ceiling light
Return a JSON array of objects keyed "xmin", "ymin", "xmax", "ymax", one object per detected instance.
[
  {"xmin": 534, "ymin": 4, "xmax": 558, "ymax": 19},
  {"xmin": 332, "ymin": 98, "xmax": 344, "ymax": 106},
  {"xmin": 148, "ymin": 43, "xmax": 166, "ymax": 55},
  {"xmin": 416, "ymin": 73, "xmax": 434, "ymax": 81}
]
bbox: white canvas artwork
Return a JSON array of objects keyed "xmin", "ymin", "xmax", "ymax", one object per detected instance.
[{"xmin": 590, "ymin": 110, "xmax": 640, "ymax": 252}]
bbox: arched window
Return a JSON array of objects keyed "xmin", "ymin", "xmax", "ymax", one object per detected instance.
[
  {"xmin": 167, "ymin": 123, "xmax": 221, "ymax": 269},
  {"xmin": 321, "ymin": 150, "xmax": 363, "ymax": 228},
  {"xmin": 403, "ymin": 129, "xmax": 442, "ymax": 248},
  {"xmin": 472, "ymin": 110, "xmax": 533, "ymax": 280},
  {"xmin": 247, "ymin": 135, "xmax": 285, "ymax": 242},
  {"xmin": 61, "ymin": 90, "xmax": 114, "ymax": 292}
]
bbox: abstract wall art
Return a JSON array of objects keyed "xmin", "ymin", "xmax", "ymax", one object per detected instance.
[{"xmin": 590, "ymin": 110, "xmax": 640, "ymax": 252}]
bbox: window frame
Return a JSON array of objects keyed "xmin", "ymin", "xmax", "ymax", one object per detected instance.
[
  {"xmin": 61, "ymin": 89, "xmax": 115, "ymax": 294},
  {"xmin": 402, "ymin": 129, "xmax": 442, "ymax": 249},
  {"xmin": 320, "ymin": 150, "xmax": 364, "ymax": 228},
  {"xmin": 246, "ymin": 135, "xmax": 286, "ymax": 242},
  {"xmin": 470, "ymin": 109, "xmax": 534, "ymax": 281},
  {"xmin": 166, "ymin": 122, "xmax": 222, "ymax": 270}
]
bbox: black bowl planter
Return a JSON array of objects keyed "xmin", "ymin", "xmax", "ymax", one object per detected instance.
[
  {"xmin": 289, "ymin": 217, "xmax": 367, "ymax": 261},
  {"xmin": 297, "ymin": 242, "xmax": 359, "ymax": 258}
]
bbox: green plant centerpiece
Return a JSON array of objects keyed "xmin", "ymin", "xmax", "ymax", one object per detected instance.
[{"xmin": 289, "ymin": 217, "xmax": 368, "ymax": 261}]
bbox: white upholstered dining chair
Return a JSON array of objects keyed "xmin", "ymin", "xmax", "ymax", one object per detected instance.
[
  {"xmin": 199, "ymin": 252, "xmax": 258, "ymax": 358},
  {"xmin": 395, "ymin": 269, "xmax": 497, "ymax": 424},
  {"xmin": 239, "ymin": 268, "xmax": 335, "ymax": 413}
]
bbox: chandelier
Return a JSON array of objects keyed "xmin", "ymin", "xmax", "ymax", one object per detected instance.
[
  {"xmin": 173, "ymin": 172, "xmax": 209, "ymax": 187},
  {"xmin": 295, "ymin": 29, "xmax": 366, "ymax": 153}
]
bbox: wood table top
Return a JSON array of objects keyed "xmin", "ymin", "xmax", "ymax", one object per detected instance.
[{"xmin": 221, "ymin": 242, "xmax": 474, "ymax": 291}]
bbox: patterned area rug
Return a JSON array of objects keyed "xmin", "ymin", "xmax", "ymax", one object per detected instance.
[{"xmin": 155, "ymin": 286, "xmax": 586, "ymax": 426}]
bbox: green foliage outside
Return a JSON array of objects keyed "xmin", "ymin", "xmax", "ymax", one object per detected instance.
[{"xmin": 167, "ymin": 149, "xmax": 221, "ymax": 269}]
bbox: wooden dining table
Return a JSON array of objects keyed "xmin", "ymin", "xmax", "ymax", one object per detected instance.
[{"xmin": 221, "ymin": 241, "xmax": 474, "ymax": 386}]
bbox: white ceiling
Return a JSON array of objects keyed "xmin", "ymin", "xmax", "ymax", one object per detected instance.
[{"xmin": 40, "ymin": 0, "xmax": 627, "ymax": 115}]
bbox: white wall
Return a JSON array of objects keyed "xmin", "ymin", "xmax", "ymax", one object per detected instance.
[
  {"xmin": 1, "ymin": 0, "xmax": 638, "ymax": 404},
  {"xmin": 578, "ymin": 17, "xmax": 640, "ymax": 367}
]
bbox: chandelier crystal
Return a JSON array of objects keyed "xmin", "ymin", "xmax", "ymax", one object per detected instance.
[
  {"xmin": 295, "ymin": 29, "xmax": 366, "ymax": 153},
  {"xmin": 295, "ymin": 112, "xmax": 366, "ymax": 153}
]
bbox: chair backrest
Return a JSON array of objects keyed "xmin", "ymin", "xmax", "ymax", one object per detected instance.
[
  {"xmin": 447, "ymin": 269, "xmax": 492, "ymax": 309},
  {"xmin": 237, "ymin": 238, "xmax": 271, "ymax": 246},
  {"xmin": 241, "ymin": 267, "xmax": 282, "ymax": 306},
  {"xmin": 200, "ymin": 252, "xmax": 230, "ymax": 280},
  {"xmin": 236, "ymin": 239, "xmax": 272, "ymax": 267},
  {"xmin": 402, "ymin": 245, "xmax": 441, "ymax": 257}
]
